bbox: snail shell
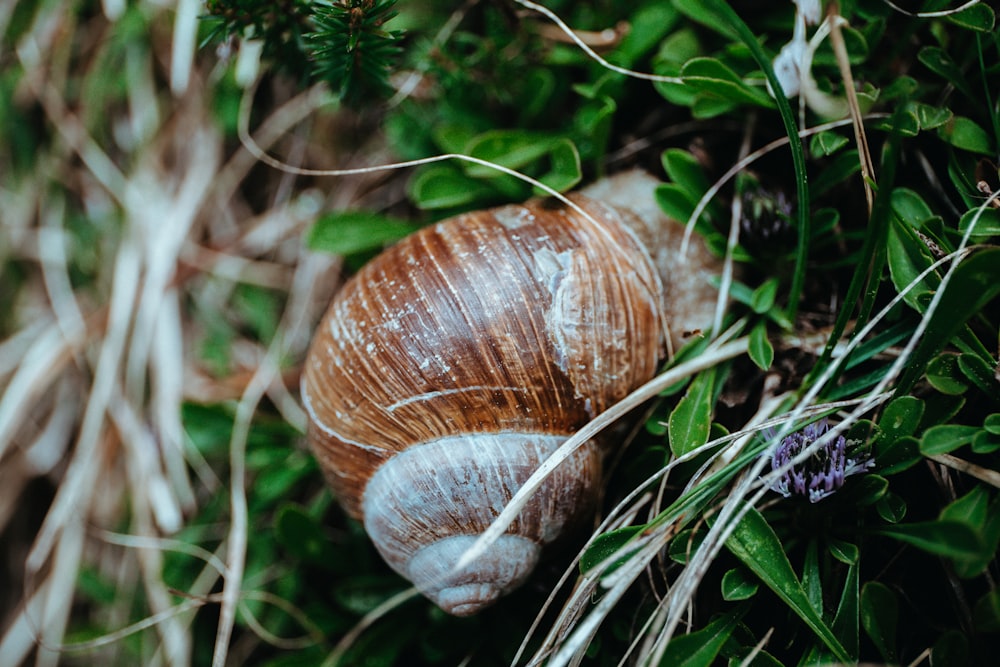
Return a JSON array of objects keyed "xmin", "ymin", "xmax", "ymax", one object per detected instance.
[{"xmin": 302, "ymin": 170, "xmax": 719, "ymax": 615}]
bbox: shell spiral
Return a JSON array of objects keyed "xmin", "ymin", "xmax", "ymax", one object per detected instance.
[{"xmin": 302, "ymin": 176, "xmax": 695, "ymax": 615}]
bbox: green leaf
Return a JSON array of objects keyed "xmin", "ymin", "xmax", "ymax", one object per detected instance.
[
  {"xmin": 918, "ymin": 47, "xmax": 975, "ymax": 99},
  {"xmin": 658, "ymin": 607, "xmax": 745, "ymax": 667},
  {"xmin": 875, "ymin": 520, "xmax": 984, "ymax": 561},
  {"xmin": 831, "ymin": 561, "xmax": 860, "ymax": 659},
  {"xmin": 946, "ymin": 2, "xmax": 995, "ymax": 32},
  {"xmin": 668, "ymin": 367, "xmax": 716, "ymax": 456},
  {"xmin": 913, "ymin": 102, "xmax": 953, "ymax": 130},
  {"xmin": 828, "ymin": 539, "xmax": 860, "ymax": 566},
  {"xmin": 972, "ymin": 430, "xmax": 1000, "ymax": 454},
  {"xmin": 891, "ymin": 187, "xmax": 939, "ymax": 229},
  {"xmin": 572, "ymin": 95, "xmax": 616, "ymax": 161},
  {"xmin": 615, "ymin": 3, "xmax": 680, "ymax": 64},
  {"xmin": 464, "ymin": 130, "xmax": 582, "ymax": 194},
  {"xmin": 750, "ymin": 278, "xmax": 779, "ymax": 314},
  {"xmin": 723, "ymin": 507, "xmax": 850, "ymax": 662},
  {"xmin": 921, "ymin": 424, "xmax": 980, "ymax": 455},
  {"xmin": 748, "ymin": 320, "xmax": 774, "ymax": 371},
  {"xmin": 662, "ymin": 148, "xmax": 711, "ymax": 197},
  {"xmin": 408, "ymin": 164, "xmax": 496, "ymax": 210},
  {"xmin": 810, "ymin": 130, "xmax": 850, "ymax": 157},
  {"xmin": 680, "ymin": 57, "xmax": 776, "ymax": 109},
  {"xmin": 877, "ymin": 395, "xmax": 924, "ymax": 444},
  {"xmin": 861, "ymin": 582, "xmax": 898, "ymax": 663},
  {"xmin": 886, "ymin": 215, "xmax": 939, "ymax": 312},
  {"xmin": 973, "ymin": 590, "xmax": 1000, "ymax": 633},
  {"xmin": 233, "ymin": 285, "xmax": 282, "ymax": 344},
  {"xmin": 941, "ymin": 485, "xmax": 989, "ymax": 529},
  {"xmin": 932, "ymin": 630, "xmax": 969, "ymax": 666},
  {"xmin": 721, "ymin": 567, "xmax": 758, "ymax": 601},
  {"xmin": 580, "ymin": 526, "xmax": 644, "ymax": 574},
  {"xmin": 985, "ymin": 414, "xmax": 1000, "ymax": 435},
  {"xmin": 655, "ymin": 182, "xmax": 698, "ymax": 222},
  {"xmin": 944, "ymin": 487, "xmax": 1000, "ymax": 577},
  {"xmin": 307, "ymin": 211, "xmax": 422, "ymax": 256},
  {"xmin": 926, "ymin": 354, "xmax": 970, "ymax": 395},
  {"xmin": 938, "ymin": 116, "xmax": 995, "ymax": 155},
  {"xmin": 957, "ymin": 353, "xmax": 1000, "ymax": 396},
  {"xmin": 958, "ymin": 206, "xmax": 1000, "ymax": 240},
  {"xmin": 871, "ymin": 108, "xmax": 920, "ymax": 137},
  {"xmin": 896, "ymin": 247, "xmax": 1000, "ymax": 393},
  {"xmin": 875, "ymin": 491, "xmax": 907, "ymax": 523}
]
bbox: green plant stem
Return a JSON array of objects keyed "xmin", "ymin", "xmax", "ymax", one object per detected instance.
[{"xmin": 698, "ymin": 0, "xmax": 810, "ymax": 324}]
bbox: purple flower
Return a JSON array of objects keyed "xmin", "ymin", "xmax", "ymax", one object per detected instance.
[{"xmin": 767, "ymin": 418, "xmax": 874, "ymax": 503}]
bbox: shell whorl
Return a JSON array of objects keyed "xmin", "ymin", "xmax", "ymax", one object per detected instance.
[
  {"xmin": 301, "ymin": 171, "xmax": 721, "ymax": 614},
  {"xmin": 361, "ymin": 433, "xmax": 600, "ymax": 615}
]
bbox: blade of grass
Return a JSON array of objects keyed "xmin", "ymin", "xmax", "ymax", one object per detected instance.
[
  {"xmin": 807, "ymin": 106, "xmax": 906, "ymax": 393},
  {"xmin": 696, "ymin": 0, "xmax": 810, "ymax": 323}
]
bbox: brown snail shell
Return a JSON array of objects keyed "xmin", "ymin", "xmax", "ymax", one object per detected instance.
[{"xmin": 302, "ymin": 170, "xmax": 720, "ymax": 615}]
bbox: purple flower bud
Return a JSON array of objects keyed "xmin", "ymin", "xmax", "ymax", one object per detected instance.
[{"xmin": 766, "ymin": 418, "xmax": 873, "ymax": 503}]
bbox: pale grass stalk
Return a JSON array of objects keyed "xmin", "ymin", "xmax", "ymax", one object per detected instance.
[
  {"xmin": 152, "ymin": 291, "xmax": 198, "ymax": 514},
  {"xmin": 169, "ymin": 0, "xmax": 199, "ymax": 95},
  {"xmin": 212, "ymin": 370, "xmax": 253, "ymax": 667},
  {"xmin": 906, "ymin": 646, "xmax": 933, "ymax": 666},
  {"xmin": 22, "ymin": 381, "xmax": 78, "ymax": 477},
  {"xmin": 56, "ymin": 598, "xmax": 212, "ymax": 654},
  {"xmin": 512, "ymin": 0, "xmax": 682, "ymax": 84},
  {"xmin": 179, "ymin": 245, "xmax": 295, "ymax": 289},
  {"xmin": 27, "ymin": 222, "xmax": 140, "ymax": 573},
  {"xmin": 110, "ymin": 397, "xmax": 188, "ymax": 666},
  {"xmin": 38, "ymin": 198, "xmax": 87, "ymax": 346},
  {"xmin": 0, "ymin": 567, "xmax": 51, "ymax": 666},
  {"xmin": 123, "ymin": 117, "xmax": 219, "ymax": 404},
  {"xmin": 125, "ymin": 35, "xmax": 160, "ymax": 148},
  {"xmin": 928, "ymin": 454, "xmax": 1000, "ymax": 489},
  {"xmin": 36, "ymin": 514, "xmax": 85, "ymax": 667},
  {"xmin": 712, "ymin": 118, "xmax": 755, "ymax": 339},
  {"xmin": 100, "ymin": 530, "xmax": 229, "ymax": 576},
  {"xmin": 0, "ymin": 323, "xmax": 81, "ymax": 462},
  {"xmin": 237, "ymin": 194, "xmax": 325, "ymax": 255},
  {"xmin": 100, "ymin": 0, "xmax": 125, "ymax": 21},
  {"xmin": 235, "ymin": 591, "xmax": 324, "ymax": 650},
  {"xmin": 0, "ymin": 318, "xmax": 51, "ymax": 379},
  {"xmin": 881, "ymin": 0, "xmax": 983, "ymax": 18},
  {"xmin": 737, "ymin": 627, "xmax": 774, "ymax": 666},
  {"xmin": 829, "ymin": 14, "xmax": 876, "ymax": 213},
  {"xmin": 151, "ymin": 543, "xmax": 229, "ymax": 667}
]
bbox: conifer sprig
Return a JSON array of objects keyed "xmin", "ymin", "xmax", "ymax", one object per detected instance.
[
  {"xmin": 308, "ymin": 0, "xmax": 403, "ymax": 105},
  {"xmin": 204, "ymin": 0, "xmax": 403, "ymax": 105}
]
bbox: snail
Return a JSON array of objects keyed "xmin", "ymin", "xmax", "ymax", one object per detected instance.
[{"xmin": 302, "ymin": 170, "xmax": 721, "ymax": 615}]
